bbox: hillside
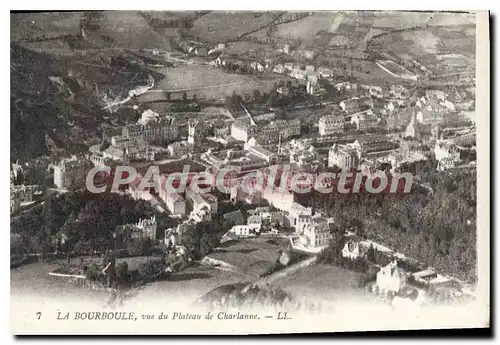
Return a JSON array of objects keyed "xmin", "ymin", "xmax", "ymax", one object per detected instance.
[{"xmin": 10, "ymin": 43, "xmax": 164, "ymax": 162}]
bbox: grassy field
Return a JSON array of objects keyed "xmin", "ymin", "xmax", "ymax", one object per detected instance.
[
  {"xmin": 273, "ymin": 263, "xmax": 366, "ymax": 303},
  {"xmin": 11, "ymin": 12, "xmax": 83, "ymax": 41},
  {"xmin": 137, "ymin": 65, "xmax": 284, "ymax": 101},
  {"xmin": 208, "ymin": 237, "xmax": 288, "ymax": 279},
  {"xmin": 368, "ymin": 26, "xmax": 475, "ymax": 75},
  {"xmin": 10, "ymin": 261, "xmax": 108, "ymax": 300},
  {"xmin": 189, "ymin": 11, "xmax": 277, "ymax": 43},
  {"xmin": 87, "ymin": 11, "xmax": 173, "ymax": 50}
]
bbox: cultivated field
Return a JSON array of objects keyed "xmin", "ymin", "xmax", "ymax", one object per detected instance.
[
  {"xmin": 273, "ymin": 12, "xmax": 344, "ymax": 41},
  {"xmin": 189, "ymin": 11, "xmax": 277, "ymax": 43},
  {"xmin": 137, "ymin": 65, "xmax": 285, "ymax": 101},
  {"xmin": 87, "ymin": 11, "xmax": 173, "ymax": 50},
  {"xmin": 368, "ymin": 25, "xmax": 475, "ymax": 77},
  {"xmin": 11, "ymin": 12, "xmax": 83, "ymax": 41}
]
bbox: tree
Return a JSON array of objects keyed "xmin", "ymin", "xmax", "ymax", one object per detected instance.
[
  {"xmin": 266, "ymin": 22, "xmax": 276, "ymax": 43},
  {"xmin": 199, "ymin": 232, "xmax": 214, "ymax": 257},
  {"xmin": 253, "ymin": 90, "xmax": 261, "ymax": 102},
  {"xmin": 224, "ymin": 96, "xmax": 233, "ymax": 110},
  {"xmin": 85, "ymin": 263, "xmax": 101, "ymax": 281},
  {"xmin": 231, "ymin": 92, "xmax": 242, "ymax": 107},
  {"xmin": 116, "ymin": 262, "xmax": 130, "ymax": 287},
  {"xmin": 366, "ymin": 245, "xmax": 376, "ymax": 263}
]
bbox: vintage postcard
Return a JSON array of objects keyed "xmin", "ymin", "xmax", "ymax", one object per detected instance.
[{"xmin": 10, "ymin": 10, "xmax": 489, "ymax": 335}]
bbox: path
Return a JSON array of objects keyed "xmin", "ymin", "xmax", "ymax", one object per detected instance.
[{"xmin": 146, "ymin": 81, "xmax": 247, "ymax": 94}]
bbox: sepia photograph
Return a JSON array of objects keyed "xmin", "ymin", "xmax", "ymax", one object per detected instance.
[{"xmin": 9, "ymin": 8, "xmax": 490, "ymax": 335}]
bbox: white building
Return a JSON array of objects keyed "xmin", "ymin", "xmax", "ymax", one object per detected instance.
[
  {"xmin": 296, "ymin": 215, "xmax": 331, "ymax": 248},
  {"xmin": 53, "ymin": 155, "xmax": 92, "ymax": 189},
  {"xmin": 342, "ymin": 241, "xmax": 365, "ymax": 259},
  {"xmin": 284, "ymin": 202, "xmax": 313, "ymax": 229},
  {"xmin": 319, "ymin": 115, "xmax": 345, "ymax": 136},
  {"xmin": 247, "ymin": 206, "xmax": 282, "ymax": 223},
  {"xmin": 376, "ymin": 260, "xmax": 407, "ymax": 293},
  {"xmin": 247, "ymin": 215, "xmax": 262, "ymax": 232},
  {"xmin": 328, "ymin": 143, "xmax": 359, "ymax": 170},
  {"xmin": 229, "ymin": 225, "xmax": 258, "ymax": 237},
  {"xmin": 434, "ymin": 140, "xmax": 460, "ymax": 162},
  {"xmin": 231, "ymin": 118, "xmax": 257, "ymax": 143},
  {"xmin": 164, "ymin": 193, "xmax": 186, "ymax": 216},
  {"xmin": 134, "ymin": 216, "xmax": 157, "ymax": 240}
]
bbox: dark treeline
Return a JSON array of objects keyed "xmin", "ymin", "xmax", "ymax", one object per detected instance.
[{"xmin": 306, "ymin": 167, "xmax": 477, "ymax": 282}]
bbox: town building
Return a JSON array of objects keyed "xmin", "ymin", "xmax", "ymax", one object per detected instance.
[
  {"xmin": 186, "ymin": 187, "xmax": 218, "ymax": 215},
  {"xmin": 228, "ymin": 224, "xmax": 258, "ymax": 237},
  {"xmin": 167, "ymin": 141, "xmax": 193, "ymax": 157},
  {"xmin": 328, "ymin": 143, "xmax": 360, "ymax": 170},
  {"xmin": 257, "ymin": 119, "xmax": 301, "ymax": 144},
  {"xmin": 228, "ymin": 184, "xmax": 265, "ymax": 205},
  {"xmin": 189, "ymin": 205, "xmax": 212, "ymax": 223},
  {"xmin": 340, "ymin": 97, "xmax": 372, "ymax": 113},
  {"xmin": 223, "ymin": 210, "xmax": 245, "ymax": 225},
  {"xmin": 10, "ymin": 185, "xmax": 40, "ymax": 213},
  {"xmin": 353, "ymin": 135, "xmax": 397, "ymax": 158},
  {"xmin": 306, "ymin": 75, "xmax": 319, "ymax": 95},
  {"xmin": 434, "ymin": 140, "xmax": 461, "ymax": 162},
  {"xmin": 376, "ymin": 260, "xmax": 407, "ymax": 294},
  {"xmin": 318, "ymin": 115, "xmax": 345, "ymax": 136},
  {"xmin": 388, "ymin": 149, "xmax": 428, "ymax": 172},
  {"xmin": 295, "ymin": 214, "xmax": 331, "ymax": 248},
  {"xmin": 276, "ymin": 85, "xmax": 290, "ymax": 96},
  {"xmin": 10, "ymin": 161, "xmax": 24, "ymax": 185},
  {"xmin": 244, "ymin": 141, "xmax": 278, "ymax": 164},
  {"xmin": 273, "ymin": 64, "xmax": 286, "ymax": 74},
  {"xmin": 163, "ymin": 193, "xmax": 186, "ymax": 216},
  {"xmin": 116, "ymin": 216, "xmax": 157, "ymax": 241},
  {"xmin": 342, "ymin": 240, "xmax": 365, "ymax": 259},
  {"xmin": 231, "ymin": 118, "xmax": 258, "ymax": 142},
  {"xmin": 247, "ymin": 215, "xmax": 262, "ymax": 232},
  {"xmin": 359, "ymin": 159, "xmax": 378, "ymax": 176},
  {"xmin": 351, "ymin": 110, "xmax": 380, "ymax": 131},
  {"xmin": 247, "ymin": 206, "xmax": 282, "ymax": 224},
  {"xmin": 275, "ymin": 43, "xmax": 290, "ymax": 54},
  {"xmin": 137, "ymin": 110, "xmax": 178, "ymax": 144},
  {"xmin": 106, "ymin": 112, "xmax": 178, "ymax": 154},
  {"xmin": 289, "ymin": 145, "xmax": 317, "ymax": 167},
  {"xmin": 437, "ymin": 157, "xmax": 460, "ymax": 171},
  {"xmin": 53, "ymin": 155, "xmax": 92, "ymax": 189},
  {"xmin": 133, "ymin": 216, "xmax": 157, "ymax": 240},
  {"xmin": 283, "ymin": 202, "xmax": 313, "ymax": 229}
]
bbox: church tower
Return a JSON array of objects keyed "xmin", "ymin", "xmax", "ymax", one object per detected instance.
[{"xmin": 188, "ymin": 120, "xmax": 198, "ymax": 145}]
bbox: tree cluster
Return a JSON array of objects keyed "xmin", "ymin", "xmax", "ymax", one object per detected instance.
[
  {"xmin": 10, "ymin": 191, "xmax": 158, "ymax": 257},
  {"xmin": 313, "ymin": 167, "xmax": 477, "ymax": 282}
]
